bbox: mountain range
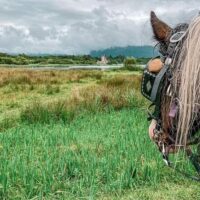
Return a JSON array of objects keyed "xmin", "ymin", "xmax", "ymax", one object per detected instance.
[{"xmin": 90, "ymin": 45, "xmax": 159, "ymax": 58}]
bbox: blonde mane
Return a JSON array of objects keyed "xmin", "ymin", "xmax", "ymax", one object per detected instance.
[{"xmin": 171, "ymin": 16, "xmax": 200, "ymax": 146}]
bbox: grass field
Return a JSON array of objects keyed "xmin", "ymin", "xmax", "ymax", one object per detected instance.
[{"xmin": 0, "ymin": 68, "xmax": 200, "ymax": 199}]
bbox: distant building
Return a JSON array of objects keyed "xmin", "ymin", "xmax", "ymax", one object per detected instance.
[{"xmin": 97, "ymin": 55, "xmax": 108, "ymax": 65}]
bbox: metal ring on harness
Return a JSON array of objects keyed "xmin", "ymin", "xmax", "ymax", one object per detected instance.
[{"xmin": 170, "ymin": 31, "xmax": 187, "ymax": 43}]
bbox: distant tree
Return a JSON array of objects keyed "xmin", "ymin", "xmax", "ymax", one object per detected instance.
[
  {"xmin": 123, "ymin": 57, "xmax": 141, "ymax": 71},
  {"xmin": 124, "ymin": 57, "xmax": 137, "ymax": 67},
  {"xmin": 16, "ymin": 56, "xmax": 29, "ymax": 65},
  {"xmin": 0, "ymin": 52, "xmax": 9, "ymax": 57}
]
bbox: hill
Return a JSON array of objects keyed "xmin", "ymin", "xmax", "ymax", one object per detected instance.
[{"xmin": 90, "ymin": 45, "xmax": 158, "ymax": 58}]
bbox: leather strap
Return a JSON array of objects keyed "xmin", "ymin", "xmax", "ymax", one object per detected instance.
[{"xmin": 150, "ymin": 64, "xmax": 169, "ymax": 102}]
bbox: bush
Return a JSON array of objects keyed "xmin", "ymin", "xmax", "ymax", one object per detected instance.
[
  {"xmin": 124, "ymin": 57, "xmax": 137, "ymax": 66},
  {"xmin": 123, "ymin": 57, "xmax": 142, "ymax": 71}
]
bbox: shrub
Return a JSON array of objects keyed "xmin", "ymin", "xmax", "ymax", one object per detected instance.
[
  {"xmin": 124, "ymin": 57, "xmax": 137, "ymax": 66},
  {"xmin": 123, "ymin": 57, "xmax": 143, "ymax": 71}
]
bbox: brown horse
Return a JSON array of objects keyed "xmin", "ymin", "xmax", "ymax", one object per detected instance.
[{"xmin": 146, "ymin": 11, "xmax": 200, "ymax": 165}]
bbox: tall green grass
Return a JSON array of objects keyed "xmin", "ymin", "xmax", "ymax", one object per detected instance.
[
  {"xmin": 0, "ymin": 109, "xmax": 162, "ymax": 199},
  {"xmin": 1, "ymin": 69, "xmax": 199, "ymax": 199},
  {"xmin": 0, "ymin": 109, "xmax": 198, "ymax": 199}
]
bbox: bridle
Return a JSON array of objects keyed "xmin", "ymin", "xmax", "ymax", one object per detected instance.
[{"xmin": 141, "ymin": 23, "xmax": 200, "ymax": 180}]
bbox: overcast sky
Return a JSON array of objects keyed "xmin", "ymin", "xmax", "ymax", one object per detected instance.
[{"xmin": 0, "ymin": 0, "xmax": 199, "ymax": 54}]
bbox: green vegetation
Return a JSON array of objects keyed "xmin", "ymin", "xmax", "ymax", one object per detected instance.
[
  {"xmin": 0, "ymin": 53, "xmax": 150, "ymax": 67},
  {"xmin": 124, "ymin": 57, "xmax": 137, "ymax": 66},
  {"xmin": 120, "ymin": 57, "xmax": 144, "ymax": 72},
  {"xmin": 123, "ymin": 57, "xmax": 142, "ymax": 71},
  {"xmin": 0, "ymin": 68, "xmax": 199, "ymax": 199},
  {"xmin": 1, "ymin": 107, "xmax": 200, "ymax": 199},
  {"xmin": 0, "ymin": 68, "xmax": 143, "ymax": 127},
  {"xmin": 0, "ymin": 53, "xmax": 98, "ymax": 66}
]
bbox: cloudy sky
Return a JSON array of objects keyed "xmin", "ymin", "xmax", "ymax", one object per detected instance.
[{"xmin": 0, "ymin": 0, "xmax": 199, "ymax": 54}]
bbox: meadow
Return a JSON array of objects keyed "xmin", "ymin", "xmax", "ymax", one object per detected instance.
[{"xmin": 0, "ymin": 68, "xmax": 200, "ymax": 199}]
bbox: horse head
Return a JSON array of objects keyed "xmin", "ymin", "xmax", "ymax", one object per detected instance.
[{"xmin": 143, "ymin": 12, "xmax": 200, "ymax": 165}]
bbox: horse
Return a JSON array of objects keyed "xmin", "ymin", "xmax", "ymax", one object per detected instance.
[{"xmin": 142, "ymin": 11, "xmax": 200, "ymax": 176}]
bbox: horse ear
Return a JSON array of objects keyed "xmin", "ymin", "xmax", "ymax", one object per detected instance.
[{"xmin": 150, "ymin": 11, "xmax": 172, "ymax": 42}]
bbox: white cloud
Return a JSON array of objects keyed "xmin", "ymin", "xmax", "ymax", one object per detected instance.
[{"xmin": 0, "ymin": 0, "xmax": 199, "ymax": 54}]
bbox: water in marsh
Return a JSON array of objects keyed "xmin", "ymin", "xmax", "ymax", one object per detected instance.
[
  {"xmin": 29, "ymin": 64, "xmax": 145, "ymax": 71},
  {"xmin": 30, "ymin": 64, "xmax": 123, "ymax": 70}
]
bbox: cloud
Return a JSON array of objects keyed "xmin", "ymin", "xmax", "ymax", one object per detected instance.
[{"xmin": 0, "ymin": 0, "xmax": 199, "ymax": 54}]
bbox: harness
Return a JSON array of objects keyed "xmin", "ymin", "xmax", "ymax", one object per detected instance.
[{"xmin": 141, "ymin": 24, "xmax": 200, "ymax": 180}]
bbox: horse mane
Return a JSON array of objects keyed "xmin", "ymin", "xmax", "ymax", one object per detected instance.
[{"xmin": 166, "ymin": 16, "xmax": 200, "ymax": 146}]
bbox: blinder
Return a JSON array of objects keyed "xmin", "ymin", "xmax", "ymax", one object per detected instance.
[{"xmin": 141, "ymin": 24, "xmax": 188, "ymax": 120}]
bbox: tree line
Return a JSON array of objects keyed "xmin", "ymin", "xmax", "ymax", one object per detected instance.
[{"xmin": 0, "ymin": 53, "xmax": 150, "ymax": 66}]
